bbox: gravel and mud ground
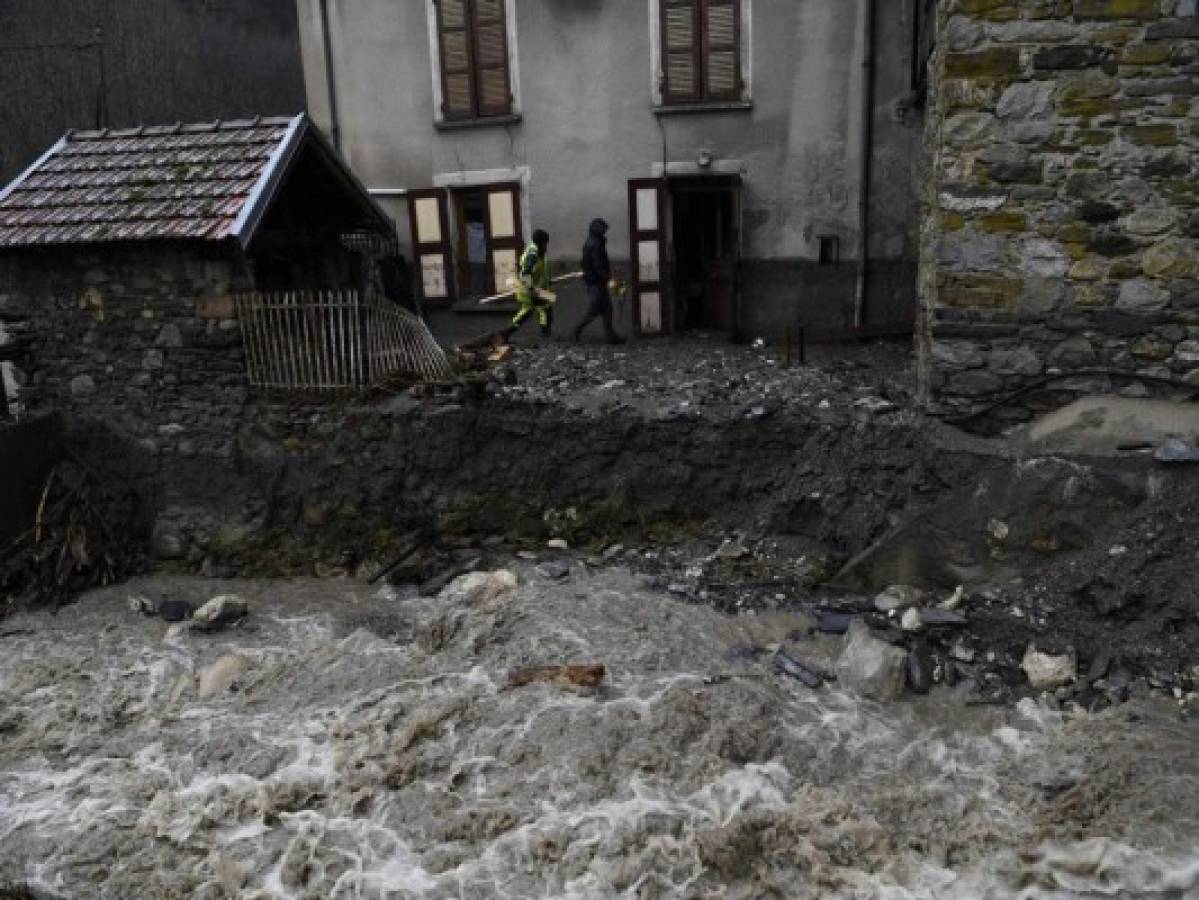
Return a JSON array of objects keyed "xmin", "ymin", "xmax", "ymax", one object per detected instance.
[{"xmin": 2, "ymin": 569, "xmax": 1199, "ymax": 898}]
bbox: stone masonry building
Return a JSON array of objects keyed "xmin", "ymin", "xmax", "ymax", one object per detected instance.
[{"xmin": 919, "ymin": 0, "xmax": 1199, "ymax": 415}]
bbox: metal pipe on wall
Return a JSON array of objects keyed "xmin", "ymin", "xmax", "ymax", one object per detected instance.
[
  {"xmin": 318, "ymin": 0, "xmax": 342, "ymax": 153},
  {"xmin": 853, "ymin": 0, "xmax": 877, "ymax": 329}
]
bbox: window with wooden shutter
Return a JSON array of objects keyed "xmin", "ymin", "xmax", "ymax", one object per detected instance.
[
  {"xmin": 434, "ymin": 0, "xmax": 512, "ymax": 120},
  {"xmin": 660, "ymin": 0, "xmax": 743, "ymax": 105}
]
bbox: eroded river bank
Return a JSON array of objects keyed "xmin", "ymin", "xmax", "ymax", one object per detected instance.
[{"xmin": 2, "ymin": 568, "xmax": 1198, "ymax": 899}]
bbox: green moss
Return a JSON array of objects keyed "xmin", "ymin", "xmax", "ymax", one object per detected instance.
[
  {"xmin": 1074, "ymin": 0, "xmax": 1162, "ymax": 20},
  {"xmin": 1124, "ymin": 125, "xmax": 1179, "ymax": 147},
  {"xmin": 945, "ymin": 48, "xmax": 1023, "ymax": 80},
  {"xmin": 977, "ymin": 212, "xmax": 1028, "ymax": 233}
]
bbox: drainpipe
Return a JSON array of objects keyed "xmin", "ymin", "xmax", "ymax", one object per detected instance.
[
  {"xmin": 853, "ymin": 0, "xmax": 877, "ymax": 329},
  {"xmin": 318, "ymin": 0, "xmax": 342, "ymax": 153}
]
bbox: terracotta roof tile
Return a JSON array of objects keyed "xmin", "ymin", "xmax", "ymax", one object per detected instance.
[{"xmin": 0, "ymin": 116, "xmax": 300, "ymax": 248}]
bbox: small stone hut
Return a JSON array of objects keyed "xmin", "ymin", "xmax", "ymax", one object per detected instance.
[{"xmin": 0, "ymin": 114, "xmax": 394, "ymax": 453}]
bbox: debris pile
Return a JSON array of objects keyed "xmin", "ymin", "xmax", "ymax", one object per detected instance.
[
  {"xmin": 0, "ymin": 459, "xmax": 141, "ymax": 614},
  {"xmin": 488, "ymin": 338, "xmax": 913, "ymax": 421}
]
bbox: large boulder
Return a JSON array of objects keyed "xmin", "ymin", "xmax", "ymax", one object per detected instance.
[
  {"xmin": 1022, "ymin": 645, "xmax": 1076, "ymax": 690},
  {"xmin": 439, "ymin": 569, "xmax": 518, "ymax": 607},
  {"xmin": 835, "ymin": 621, "xmax": 907, "ymax": 702},
  {"xmin": 192, "ymin": 595, "xmax": 248, "ymax": 631}
]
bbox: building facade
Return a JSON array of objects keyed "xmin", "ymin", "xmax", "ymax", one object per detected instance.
[
  {"xmin": 920, "ymin": 0, "xmax": 1199, "ymax": 416},
  {"xmin": 296, "ymin": 0, "xmax": 930, "ymax": 339}
]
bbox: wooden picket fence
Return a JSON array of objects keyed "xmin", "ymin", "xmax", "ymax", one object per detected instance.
[{"xmin": 235, "ymin": 289, "xmax": 452, "ymax": 390}]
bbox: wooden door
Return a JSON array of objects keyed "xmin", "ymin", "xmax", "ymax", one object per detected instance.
[
  {"xmin": 407, "ymin": 188, "xmax": 454, "ymax": 301},
  {"xmin": 483, "ymin": 182, "xmax": 523, "ymax": 295},
  {"xmin": 629, "ymin": 178, "xmax": 668, "ymax": 335}
]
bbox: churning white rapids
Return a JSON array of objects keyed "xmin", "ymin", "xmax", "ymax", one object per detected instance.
[{"xmin": 1, "ymin": 567, "xmax": 1197, "ymax": 899}]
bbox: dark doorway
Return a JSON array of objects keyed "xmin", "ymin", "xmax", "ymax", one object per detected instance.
[
  {"xmin": 452, "ymin": 187, "xmax": 490, "ymax": 299},
  {"xmin": 670, "ymin": 178, "xmax": 739, "ymax": 333}
]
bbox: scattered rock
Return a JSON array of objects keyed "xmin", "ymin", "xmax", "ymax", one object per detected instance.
[
  {"xmin": 950, "ymin": 639, "xmax": 976, "ymax": 663},
  {"xmin": 1155, "ymin": 438, "xmax": 1199, "ymax": 464},
  {"xmin": 535, "ymin": 561, "xmax": 570, "ymax": 580},
  {"xmin": 159, "ymin": 600, "xmax": 194, "ymax": 623},
  {"xmin": 1022, "ymin": 645, "xmax": 1077, "ymax": 690},
  {"xmin": 940, "ymin": 585, "xmax": 965, "ymax": 610},
  {"xmin": 505, "ymin": 664, "xmax": 605, "ymax": 692},
  {"xmin": 128, "ymin": 594, "xmax": 157, "ymax": 616},
  {"xmin": 440, "ymin": 569, "xmax": 518, "ymax": 606},
  {"xmin": 197, "ymin": 654, "xmax": 250, "ymax": 699},
  {"xmin": 907, "ymin": 642, "xmax": 935, "ymax": 695},
  {"xmin": 900, "ymin": 608, "xmax": 925, "ymax": 632},
  {"xmin": 874, "ymin": 584, "xmax": 924, "ymax": 613},
  {"xmin": 773, "ymin": 650, "xmax": 826, "ymax": 688},
  {"xmin": 192, "ymin": 594, "xmax": 248, "ymax": 631},
  {"xmin": 816, "ymin": 612, "xmax": 853, "ymax": 635},
  {"xmin": 835, "ymin": 621, "xmax": 907, "ymax": 701},
  {"xmin": 712, "ymin": 538, "xmax": 750, "ymax": 561},
  {"xmin": 915, "ymin": 608, "xmax": 968, "ymax": 628}
]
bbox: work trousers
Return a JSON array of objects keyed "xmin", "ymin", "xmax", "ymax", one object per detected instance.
[
  {"xmin": 512, "ymin": 296, "xmax": 552, "ymax": 332},
  {"xmin": 575, "ymin": 284, "xmax": 617, "ymax": 339}
]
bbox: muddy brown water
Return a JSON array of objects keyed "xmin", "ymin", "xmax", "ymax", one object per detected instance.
[{"xmin": 1, "ymin": 569, "xmax": 1197, "ymax": 899}]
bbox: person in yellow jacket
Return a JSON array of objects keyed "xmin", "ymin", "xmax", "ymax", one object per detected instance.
[{"xmin": 501, "ymin": 229, "xmax": 552, "ymax": 342}]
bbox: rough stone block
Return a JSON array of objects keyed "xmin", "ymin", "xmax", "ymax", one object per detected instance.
[
  {"xmin": 945, "ymin": 47, "xmax": 1024, "ymax": 79},
  {"xmin": 1117, "ymin": 278, "xmax": 1172, "ymax": 312},
  {"xmin": 1147, "ymin": 18, "xmax": 1199, "ymax": 39},
  {"xmin": 1142, "ymin": 239, "xmax": 1199, "ymax": 277},
  {"xmin": 1034, "ymin": 44, "xmax": 1117, "ymax": 71},
  {"xmin": 1073, "ymin": 0, "xmax": 1160, "ymax": 20},
  {"xmin": 1124, "ymin": 124, "xmax": 1180, "ymax": 146},
  {"xmin": 996, "ymin": 81, "xmax": 1054, "ymax": 119}
]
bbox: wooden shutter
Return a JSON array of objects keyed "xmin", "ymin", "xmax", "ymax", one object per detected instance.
[
  {"xmin": 408, "ymin": 189, "xmax": 455, "ymax": 301},
  {"xmin": 482, "ymin": 183, "xmax": 523, "ymax": 295},
  {"xmin": 629, "ymin": 178, "xmax": 669, "ymax": 335},
  {"xmin": 662, "ymin": 0, "xmax": 701, "ymax": 103},
  {"xmin": 703, "ymin": 0, "xmax": 740, "ymax": 100},
  {"xmin": 471, "ymin": 0, "xmax": 512, "ymax": 116},
  {"xmin": 436, "ymin": 0, "xmax": 476, "ymax": 119}
]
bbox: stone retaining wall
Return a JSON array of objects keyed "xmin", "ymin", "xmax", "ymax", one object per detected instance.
[
  {"xmin": 0, "ymin": 244, "xmax": 253, "ymax": 457},
  {"xmin": 919, "ymin": 0, "xmax": 1199, "ymax": 416}
]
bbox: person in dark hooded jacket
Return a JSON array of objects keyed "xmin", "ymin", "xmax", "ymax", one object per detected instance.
[{"xmin": 573, "ymin": 218, "xmax": 625, "ymax": 344}]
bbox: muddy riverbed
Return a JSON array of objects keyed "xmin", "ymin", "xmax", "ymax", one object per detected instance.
[{"xmin": 3, "ymin": 567, "xmax": 1198, "ymax": 899}]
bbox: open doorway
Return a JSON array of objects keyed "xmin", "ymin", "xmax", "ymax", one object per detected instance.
[
  {"xmin": 670, "ymin": 177, "xmax": 739, "ymax": 333},
  {"xmin": 452, "ymin": 188, "xmax": 491, "ymax": 300}
]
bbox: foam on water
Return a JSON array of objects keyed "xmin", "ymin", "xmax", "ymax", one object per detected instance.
[{"xmin": 1, "ymin": 572, "xmax": 1197, "ymax": 899}]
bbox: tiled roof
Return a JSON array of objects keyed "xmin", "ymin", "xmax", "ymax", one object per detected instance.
[{"xmin": 0, "ymin": 116, "xmax": 302, "ymax": 248}]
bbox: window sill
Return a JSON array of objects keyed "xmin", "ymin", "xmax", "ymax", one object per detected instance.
[
  {"xmin": 434, "ymin": 113, "xmax": 522, "ymax": 131},
  {"xmin": 653, "ymin": 101, "xmax": 754, "ymax": 116}
]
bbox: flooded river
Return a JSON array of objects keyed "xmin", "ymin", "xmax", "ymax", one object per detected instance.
[{"xmin": 1, "ymin": 568, "xmax": 1197, "ymax": 898}]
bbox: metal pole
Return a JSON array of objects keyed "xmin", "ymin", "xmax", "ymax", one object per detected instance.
[
  {"xmin": 318, "ymin": 0, "xmax": 342, "ymax": 153},
  {"xmin": 853, "ymin": 0, "xmax": 877, "ymax": 329}
]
